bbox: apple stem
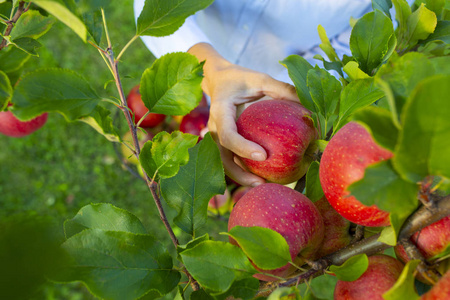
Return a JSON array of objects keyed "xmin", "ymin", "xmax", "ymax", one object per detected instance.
[
  {"xmin": 400, "ymin": 239, "xmax": 440, "ymax": 285},
  {"xmin": 350, "ymin": 225, "xmax": 365, "ymax": 244}
]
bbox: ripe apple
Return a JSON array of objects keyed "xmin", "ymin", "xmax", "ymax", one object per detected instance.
[
  {"xmin": 236, "ymin": 99, "xmax": 317, "ymax": 185},
  {"xmin": 334, "ymin": 254, "xmax": 404, "ymax": 300},
  {"xmin": 319, "ymin": 122, "xmax": 393, "ymax": 227},
  {"xmin": 313, "ymin": 197, "xmax": 352, "ymax": 258},
  {"xmin": 127, "ymin": 84, "xmax": 166, "ymax": 128},
  {"xmin": 420, "ymin": 270, "xmax": 450, "ymax": 300},
  {"xmin": 207, "ymin": 188, "xmax": 231, "ymax": 214},
  {"xmin": 394, "ymin": 216, "xmax": 450, "ymax": 284},
  {"xmin": 231, "ymin": 186, "xmax": 252, "ymax": 205},
  {"xmin": 228, "ymin": 183, "xmax": 324, "ymax": 281},
  {"xmin": 179, "ymin": 106, "xmax": 209, "ymax": 141},
  {"xmin": 0, "ymin": 105, "xmax": 48, "ymax": 137}
]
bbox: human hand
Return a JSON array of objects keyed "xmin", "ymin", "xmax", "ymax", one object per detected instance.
[{"xmin": 188, "ymin": 43, "xmax": 299, "ymax": 187}]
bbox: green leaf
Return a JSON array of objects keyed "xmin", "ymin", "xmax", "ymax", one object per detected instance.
[
  {"xmin": 305, "ymin": 161, "xmax": 324, "ymax": 202},
  {"xmin": 79, "ymin": 105, "xmax": 121, "ymax": 142},
  {"xmin": 0, "ymin": 44, "xmax": 30, "ymax": 74},
  {"xmin": 378, "ymin": 226, "xmax": 397, "ymax": 246},
  {"xmin": 352, "ymin": 106, "xmax": 399, "ymax": 152},
  {"xmin": 347, "ymin": 160, "xmax": 419, "ymax": 222},
  {"xmin": 140, "ymin": 52, "xmax": 204, "ymax": 116},
  {"xmin": 11, "ymin": 68, "xmax": 101, "ymax": 121},
  {"xmin": 373, "ymin": 0, "xmax": 393, "ymax": 18},
  {"xmin": 180, "ymin": 240, "xmax": 257, "ymax": 293},
  {"xmin": 350, "ymin": 10, "xmax": 394, "ymax": 74},
  {"xmin": 403, "ymin": 3, "xmax": 438, "ymax": 50},
  {"xmin": 139, "ymin": 131, "xmax": 198, "ymax": 181},
  {"xmin": 430, "ymin": 243, "xmax": 450, "ymax": 261},
  {"xmin": 211, "ymin": 278, "xmax": 259, "ymax": 300},
  {"xmin": 58, "ymin": 229, "xmax": 180, "ymax": 300},
  {"xmin": 10, "ymin": 37, "xmax": 42, "ymax": 56},
  {"xmin": 329, "ymin": 254, "xmax": 369, "ymax": 281},
  {"xmin": 314, "ymin": 55, "xmax": 345, "ymax": 78},
  {"xmin": 422, "ymin": 20, "xmax": 450, "ymax": 43},
  {"xmin": 422, "ymin": 0, "xmax": 446, "ymax": 18},
  {"xmin": 82, "ymin": 9, "xmax": 103, "ymax": 45},
  {"xmin": 317, "ymin": 25, "xmax": 339, "ymax": 62},
  {"xmin": 307, "ymin": 67, "xmax": 342, "ymax": 119},
  {"xmin": 343, "ymin": 61, "xmax": 370, "ymax": 81},
  {"xmin": 10, "ymin": 10, "xmax": 54, "ymax": 40},
  {"xmin": 418, "ymin": 40, "xmax": 450, "ymax": 57},
  {"xmin": 383, "ymin": 260, "xmax": 420, "ymax": 300},
  {"xmin": 267, "ymin": 287, "xmax": 301, "ymax": 300},
  {"xmin": 393, "ymin": 75, "xmax": 450, "ymax": 182},
  {"xmin": 137, "ymin": 0, "xmax": 214, "ymax": 37},
  {"xmin": 160, "ymin": 133, "xmax": 226, "ymax": 235},
  {"xmin": 298, "ymin": 274, "xmax": 338, "ymax": 299},
  {"xmin": 224, "ymin": 226, "xmax": 292, "ymax": 270},
  {"xmin": 29, "ymin": 0, "xmax": 87, "ymax": 42},
  {"xmin": 0, "ymin": 70, "xmax": 12, "ymax": 110},
  {"xmin": 63, "ymin": 203, "xmax": 147, "ymax": 239},
  {"xmin": 393, "ymin": 0, "xmax": 412, "ymax": 40},
  {"xmin": 177, "ymin": 233, "xmax": 210, "ymax": 263},
  {"xmin": 334, "ymin": 78, "xmax": 385, "ymax": 134},
  {"xmin": 280, "ymin": 55, "xmax": 316, "ymax": 112}
]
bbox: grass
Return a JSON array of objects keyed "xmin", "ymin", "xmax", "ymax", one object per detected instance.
[{"xmin": 0, "ymin": 1, "xmax": 231, "ymax": 299}]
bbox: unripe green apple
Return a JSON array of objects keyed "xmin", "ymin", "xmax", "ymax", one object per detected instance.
[
  {"xmin": 228, "ymin": 183, "xmax": 324, "ymax": 281},
  {"xmin": 334, "ymin": 254, "xmax": 404, "ymax": 300},
  {"xmin": 319, "ymin": 122, "xmax": 392, "ymax": 227},
  {"xmin": 236, "ymin": 100, "xmax": 317, "ymax": 185}
]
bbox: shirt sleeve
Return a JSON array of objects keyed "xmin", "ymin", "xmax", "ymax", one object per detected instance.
[{"xmin": 134, "ymin": 0, "xmax": 211, "ymax": 58}]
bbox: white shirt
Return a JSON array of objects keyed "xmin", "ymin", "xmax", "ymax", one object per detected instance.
[{"xmin": 134, "ymin": 0, "xmax": 412, "ymax": 83}]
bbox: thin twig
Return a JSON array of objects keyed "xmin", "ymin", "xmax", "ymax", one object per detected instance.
[{"xmin": 0, "ymin": 1, "xmax": 26, "ymax": 51}]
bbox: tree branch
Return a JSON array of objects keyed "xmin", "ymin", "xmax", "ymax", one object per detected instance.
[{"xmin": 0, "ymin": 1, "xmax": 26, "ymax": 51}]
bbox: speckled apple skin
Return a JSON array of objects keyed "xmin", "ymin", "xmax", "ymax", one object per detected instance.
[
  {"xmin": 236, "ymin": 100, "xmax": 316, "ymax": 185},
  {"xmin": 394, "ymin": 216, "xmax": 450, "ymax": 284},
  {"xmin": 0, "ymin": 110, "xmax": 48, "ymax": 137},
  {"xmin": 228, "ymin": 183, "xmax": 324, "ymax": 281},
  {"xmin": 421, "ymin": 270, "xmax": 450, "ymax": 300},
  {"xmin": 319, "ymin": 122, "xmax": 392, "ymax": 227},
  {"xmin": 313, "ymin": 197, "xmax": 352, "ymax": 258},
  {"xmin": 127, "ymin": 85, "xmax": 166, "ymax": 128},
  {"xmin": 334, "ymin": 254, "xmax": 404, "ymax": 300}
]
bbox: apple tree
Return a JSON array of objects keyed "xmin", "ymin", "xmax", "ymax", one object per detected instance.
[{"xmin": 0, "ymin": 0, "xmax": 449, "ymax": 299}]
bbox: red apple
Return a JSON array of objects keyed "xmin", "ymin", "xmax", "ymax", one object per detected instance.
[
  {"xmin": 313, "ymin": 197, "xmax": 352, "ymax": 258},
  {"xmin": 228, "ymin": 183, "xmax": 324, "ymax": 281},
  {"xmin": 420, "ymin": 270, "xmax": 450, "ymax": 300},
  {"xmin": 394, "ymin": 216, "xmax": 450, "ymax": 283},
  {"xmin": 236, "ymin": 99, "xmax": 317, "ymax": 185},
  {"xmin": 127, "ymin": 85, "xmax": 166, "ymax": 128},
  {"xmin": 0, "ymin": 105, "xmax": 48, "ymax": 137},
  {"xmin": 231, "ymin": 186, "xmax": 252, "ymax": 205},
  {"xmin": 334, "ymin": 254, "xmax": 404, "ymax": 300},
  {"xmin": 208, "ymin": 188, "xmax": 231, "ymax": 214},
  {"xmin": 319, "ymin": 122, "xmax": 393, "ymax": 227},
  {"xmin": 179, "ymin": 106, "xmax": 209, "ymax": 140}
]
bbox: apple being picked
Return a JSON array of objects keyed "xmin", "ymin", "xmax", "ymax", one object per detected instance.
[
  {"xmin": 179, "ymin": 106, "xmax": 209, "ymax": 141},
  {"xmin": 127, "ymin": 84, "xmax": 166, "ymax": 128},
  {"xmin": 319, "ymin": 122, "xmax": 392, "ymax": 227},
  {"xmin": 207, "ymin": 188, "xmax": 231, "ymax": 215},
  {"xmin": 334, "ymin": 254, "xmax": 404, "ymax": 300},
  {"xmin": 394, "ymin": 215, "xmax": 450, "ymax": 283},
  {"xmin": 313, "ymin": 197, "xmax": 352, "ymax": 258},
  {"xmin": 228, "ymin": 183, "xmax": 324, "ymax": 281},
  {"xmin": 236, "ymin": 99, "xmax": 317, "ymax": 185},
  {"xmin": 0, "ymin": 105, "xmax": 48, "ymax": 137}
]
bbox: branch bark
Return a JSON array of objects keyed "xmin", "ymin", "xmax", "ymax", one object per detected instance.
[{"xmin": 0, "ymin": 1, "xmax": 26, "ymax": 51}]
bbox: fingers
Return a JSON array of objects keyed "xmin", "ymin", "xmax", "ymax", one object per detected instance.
[
  {"xmin": 219, "ymin": 144, "xmax": 266, "ymax": 187},
  {"xmin": 261, "ymin": 75, "xmax": 299, "ymax": 102}
]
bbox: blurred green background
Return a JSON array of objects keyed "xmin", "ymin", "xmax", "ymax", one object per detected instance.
[{"xmin": 0, "ymin": 1, "xmax": 227, "ymax": 299}]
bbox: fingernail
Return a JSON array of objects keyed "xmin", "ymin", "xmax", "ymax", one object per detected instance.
[
  {"xmin": 251, "ymin": 181, "xmax": 262, "ymax": 187},
  {"xmin": 251, "ymin": 152, "xmax": 266, "ymax": 161}
]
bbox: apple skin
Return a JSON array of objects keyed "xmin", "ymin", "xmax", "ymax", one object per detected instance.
[
  {"xmin": 394, "ymin": 216, "xmax": 450, "ymax": 284},
  {"xmin": 127, "ymin": 85, "xmax": 166, "ymax": 128},
  {"xmin": 319, "ymin": 122, "xmax": 393, "ymax": 227},
  {"xmin": 231, "ymin": 186, "xmax": 252, "ymax": 205},
  {"xmin": 207, "ymin": 188, "xmax": 231, "ymax": 214},
  {"xmin": 0, "ymin": 108, "xmax": 48, "ymax": 137},
  {"xmin": 420, "ymin": 270, "xmax": 450, "ymax": 300},
  {"xmin": 334, "ymin": 254, "xmax": 404, "ymax": 300},
  {"xmin": 236, "ymin": 99, "xmax": 317, "ymax": 185},
  {"xmin": 313, "ymin": 197, "xmax": 352, "ymax": 258},
  {"xmin": 228, "ymin": 183, "xmax": 324, "ymax": 281},
  {"xmin": 179, "ymin": 106, "xmax": 209, "ymax": 141}
]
